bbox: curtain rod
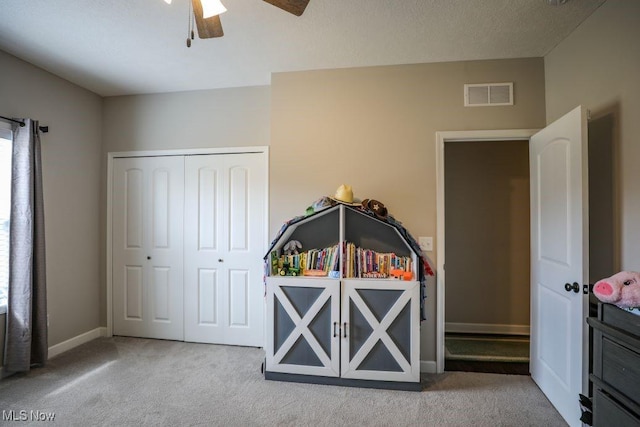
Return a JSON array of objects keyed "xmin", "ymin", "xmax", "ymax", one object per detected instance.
[{"xmin": 0, "ymin": 115, "xmax": 49, "ymax": 133}]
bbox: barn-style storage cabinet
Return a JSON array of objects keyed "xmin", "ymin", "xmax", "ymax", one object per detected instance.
[{"xmin": 264, "ymin": 204, "xmax": 422, "ymax": 391}]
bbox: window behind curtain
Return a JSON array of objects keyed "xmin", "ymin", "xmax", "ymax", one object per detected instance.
[{"xmin": 0, "ymin": 125, "xmax": 12, "ymax": 314}]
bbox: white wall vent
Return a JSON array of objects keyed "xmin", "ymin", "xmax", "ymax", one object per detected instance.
[{"xmin": 464, "ymin": 83, "xmax": 513, "ymax": 107}]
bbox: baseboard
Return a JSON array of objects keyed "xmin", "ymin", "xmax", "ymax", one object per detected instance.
[
  {"xmin": 445, "ymin": 322, "xmax": 530, "ymax": 336},
  {"xmin": 0, "ymin": 327, "xmax": 106, "ymax": 378},
  {"xmin": 48, "ymin": 327, "xmax": 107, "ymax": 359},
  {"xmin": 420, "ymin": 360, "xmax": 437, "ymax": 374}
]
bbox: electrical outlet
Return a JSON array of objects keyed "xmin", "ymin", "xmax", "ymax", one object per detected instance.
[{"xmin": 419, "ymin": 236, "xmax": 433, "ymax": 252}]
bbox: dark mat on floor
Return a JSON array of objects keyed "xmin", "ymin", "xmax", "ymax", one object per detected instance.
[
  {"xmin": 445, "ymin": 359, "xmax": 530, "ymax": 375},
  {"xmin": 445, "ymin": 335, "xmax": 529, "ymax": 362},
  {"xmin": 445, "ymin": 334, "xmax": 530, "ymax": 375}
]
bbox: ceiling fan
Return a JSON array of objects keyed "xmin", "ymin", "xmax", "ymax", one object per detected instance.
[{"xmin": 167, "ymin": 0, "xmax": 310, "ymax": 44}]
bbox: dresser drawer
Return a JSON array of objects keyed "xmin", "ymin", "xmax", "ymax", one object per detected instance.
[
  {"xmin": 594, "ymin": 388, "xmax": 640, "ymax": 427},
  {"xmin": 596, "ymin": 335, "xmax": 640, "ymax": 399},
  {"xmin": 600, "ymin": 303, "xmax": 640, "ymax": 336}
]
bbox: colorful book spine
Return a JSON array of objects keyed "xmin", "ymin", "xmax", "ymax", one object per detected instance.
[{"xmin": 274, "ymin": 243, "xmax": 413, "ymax": 280}]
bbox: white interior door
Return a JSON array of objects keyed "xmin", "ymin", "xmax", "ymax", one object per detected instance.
[
  {"xmin": 112, "ymin": 156, "xmax": 184, "ymax": 340},
  {"xmin": 530, "ymin": 105, "xmax": 588, "ymax": 427},
  {"xmin": 184, "ymin": 153, "xmax": 267, "ymax": 346}
]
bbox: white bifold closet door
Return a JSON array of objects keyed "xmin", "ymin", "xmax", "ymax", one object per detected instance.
[
  {"xmin": 112, "ymin": 156, "xmax": 185, "ymax": 340},
  {"xmin": 112, "ymin": 152, "xmax": 266, "ymax": 347},
  {"xmin": 183, "ymin": 153, "xmax": 266, "ymax": 346}
]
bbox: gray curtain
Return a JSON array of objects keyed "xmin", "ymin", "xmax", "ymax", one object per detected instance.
[{"xmin": 4, "ymin": 119, "xmax": 47, "ymax": 373}]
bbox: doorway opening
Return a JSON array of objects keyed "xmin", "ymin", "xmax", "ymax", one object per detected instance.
[
  {"xmin": 435, "ymin": 129, "xmax": 537, "ymax": 374},
  {"xmin": 443, "ymin": 139, "xmax": 530, "ymax": 374}
]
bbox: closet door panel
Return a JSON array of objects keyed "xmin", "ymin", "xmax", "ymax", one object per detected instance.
[
  {"xmin": 198, "ymin": 268, "xmax": 218, "ymax": 325},
  {"xmin": 147, "ymin": 159, "xmax": 184, "ymax": 337},
  {"xmin": 227, "ymin": 165, "xmax": 251, "ymax": 329},
  {"xmin": 184, "ymin": 157, "xmax": 224, "ymax": 344},
  {"xmin": 112, "ymin": 156, "xmax": 184, "ymax": 340},
  {"xmin": 197, "ymin": 167, "xmax": 218, "ymax": 251},
  {"xmin": 151, "ymin": 168, "xmax": 171, "ymax": 248},
  {"xmin": 152, "ymin": 266, "xmax": 171, "ymax": 322},
  {"xmin": 124, "ymin": 168, "xmax": 144, "ymax": 249},
  {"xmin": 229, "ymin": 269, "xmax": 249, "ymax": 327},
  {"xmin": 125, "ymin": 266, "xmax": 143, "ymax": 320},
  {"xmin": 228, "ymin": 166, "xmax": 249, "ymax": 251},
  {"xmin": 184, "ymin": 153, "xmax": 266, "ymax": 346},
  {"xmin": 114, "ymin": 158, "xmax": 147, "ymax": 336},
  {"xmin": 222, "ymin": 154, "xmax": 266, "ymax": 346}
]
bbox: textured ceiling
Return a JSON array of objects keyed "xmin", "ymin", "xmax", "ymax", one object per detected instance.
[{"xmin": 0, "ymin": 0, "xmax": 606, "ymax": 97}]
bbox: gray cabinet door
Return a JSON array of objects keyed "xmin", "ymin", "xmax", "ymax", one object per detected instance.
[
  {"xmin": 341, "ymin": 280, "xmax": 420, "ymax": 382},
  {"xmin": 266, "ymin": 278, "xmax": 340, "ymax": 377}
]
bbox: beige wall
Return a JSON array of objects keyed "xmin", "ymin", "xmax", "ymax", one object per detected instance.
[
  {"xmin": 271, "ymin": 58, "xmax": 546, "ymax": 361},
  {"xmin": 545, "ymin": 0, "xmax": 640, "ymax": 272},
  {"xmin": 445, "ymin": 141, "xmax": 530, "ymax": 328},
  {"xmin": 102, "ymin": 87, "xmax": 271, "ymax": 153},
  {"xmin": 0, "ymin": 50, "xmax": 103, "ymax": 347},
  {"xmin": 101, "ymin": 86, "xmax": 271, "ymax": 324}
]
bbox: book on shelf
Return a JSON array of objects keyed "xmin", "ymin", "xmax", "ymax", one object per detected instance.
[
  {"xmin": 271, "ymin": 244, "xmax": 340, "ymax": 277},
  {"xmin": 270, "ymin": 251, "xmax": 279, "ymax": 276},
  {"xmin": 270, "ymin": 242, "xmax": 413, "ymax": 280},
  {"xmin": 343, "ymin": 242, "xmax": 413, "ymax": 279},
  {"xmin": 304, "ymin": 244, "xmax": 339, "ymax": 273}
]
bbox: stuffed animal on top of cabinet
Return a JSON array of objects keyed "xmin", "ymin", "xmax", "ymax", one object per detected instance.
[{"xmin": 593, "ymin": 271, "xmax": 640, "ymax": 313}]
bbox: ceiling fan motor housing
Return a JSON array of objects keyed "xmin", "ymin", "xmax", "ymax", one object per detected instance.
[{"xmin": 190, "ymin": 0, "xmax": 310, "ymax": 42}]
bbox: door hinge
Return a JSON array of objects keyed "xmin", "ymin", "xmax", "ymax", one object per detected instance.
[{"xmin": 583, "ymin": 284, "xmax": 589, "ymax": 294}]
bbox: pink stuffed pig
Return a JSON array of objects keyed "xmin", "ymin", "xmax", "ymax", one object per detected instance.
[{"xmin": 593, "ymin": 271, "xmax": 640, "ymax": 309}]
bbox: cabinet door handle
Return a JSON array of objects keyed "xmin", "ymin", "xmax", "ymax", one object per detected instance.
[
  {"xmin": 333, "ymin": 322, "xmax": 338, "ymax": 338},
  {"xmin": 343, "ymin": 322, "xmax": 347, "ymax": 338}
]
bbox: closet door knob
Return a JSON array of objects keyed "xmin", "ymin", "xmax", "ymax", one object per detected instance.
[
  {"xmin": 218, "ymin": 259, "xmax": 224, "ymax": 263},
  {"xmin": 147, "ymin": 256, "xmax": 151, "ymax": 260}
]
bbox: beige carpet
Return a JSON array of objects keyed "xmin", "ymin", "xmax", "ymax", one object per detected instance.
[{"xmin": 0, "ymin": 337, "xmax": 567, "ymax": 426}]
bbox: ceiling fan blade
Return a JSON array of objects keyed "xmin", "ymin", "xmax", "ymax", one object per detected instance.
[
  {"xmin": 263, "ymin": 0, "xmax": 310, "ymax": 16},
  {"xmin": 192, "ymin": 0, "xmax": 224, "ymax": 38}
]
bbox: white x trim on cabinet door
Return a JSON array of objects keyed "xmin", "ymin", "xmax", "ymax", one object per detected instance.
[
  {"xmin": 341, "ymin": 281, "xmax": 419, "ymax": 382},
  {"xmin": 266, "ymin": 279, "xmax": 340, "ymax": 377}
]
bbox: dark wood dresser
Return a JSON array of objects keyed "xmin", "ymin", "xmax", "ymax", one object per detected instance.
[{"xmin": 587, "ymin": 303, "xmax": 640, "ymax": 426}]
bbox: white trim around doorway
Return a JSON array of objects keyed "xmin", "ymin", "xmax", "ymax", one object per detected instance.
[{"xmin": 434, "ymin": 130, "xmax": 537, "ymax": 374}]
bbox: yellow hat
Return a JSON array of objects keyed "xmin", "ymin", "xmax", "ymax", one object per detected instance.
[{"xmin": 330, "ymin": 184, "xmax": 359, "ymax": 205}]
